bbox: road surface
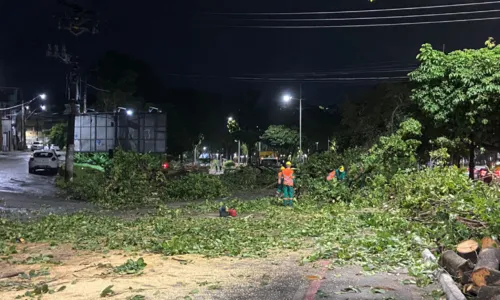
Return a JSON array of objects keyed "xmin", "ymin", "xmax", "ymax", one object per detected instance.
[{"xmin": 0, "ymin": 151, "xmax": 92, "ymax": 216}]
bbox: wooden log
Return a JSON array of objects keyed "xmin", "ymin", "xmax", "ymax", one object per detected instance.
[
  {"xmin": 0, "ymin": 271, "xmax": 22, "ymax": 279},
  {"xmin": 472, "ymin": 248, "xmax": 500, "ymax": 286},
  {"xmin": 477, "ymin": 286, "xmax": 500, "ymax": 300},
  {"xmin": 482, "ymin": 237, "xmax": 499, "ymax": 249},
  {"xmin": 457, "ymin": 239, "xmax": 479, "ymax": 264},
  {"xmin": 463, "ymin": 284, "xmax": 480, "ymax": 296},
  {"xmin": 437, "ymin": 270, "xmax": 467, "ymax": 300},
  {"xmin": 439, "ymin": 250, "xmax": 475, "ymax": 280}
]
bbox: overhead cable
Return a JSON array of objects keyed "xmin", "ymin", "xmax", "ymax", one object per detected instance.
[
  {"xmin": 225, "ymin": 16, "xmax": 500, "ymax": 28},
  {"xmin": 204, "ymin": 1, "xmax": 500, "ymax": 15},
  {"xmin": 236, "ymin": 8, "xmax": 500, "ymax": 22}
]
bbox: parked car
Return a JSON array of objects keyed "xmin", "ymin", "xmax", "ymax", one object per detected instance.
[
  {"xmin": 30, "ymin": 141, "xmax": 44, "ymax": 151},
  {"xmin": 29, "ymin": 150, "xmax": 60, "ymax": 174}
]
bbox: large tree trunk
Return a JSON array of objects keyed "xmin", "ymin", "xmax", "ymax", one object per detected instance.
[
  {"xmin": 471, "ymin": 248, "xmax": 500, "ymax": 287},
  {"xmin": 469, "ymin": 142, "xmax": 475, "ymax": 180},
  {"xmin": 439, "ymin": 250, "xmax": 475, "ymax": 282},
  {"xmin": 477, "ymin": 286, "xmax": 500, "ymax": 300}
]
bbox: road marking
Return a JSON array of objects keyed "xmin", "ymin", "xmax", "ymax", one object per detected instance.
[{"xmin": 304, "ymin": 260, "xmax": 330, "ymax": 300}]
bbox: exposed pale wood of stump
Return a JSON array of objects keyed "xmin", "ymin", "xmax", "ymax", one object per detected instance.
[
  {"xmin": 477, "ymin": 286, "xmax": 500, "ymax": 300},
  {"xmin": 439, "ymin": 250, "xmax": 474, "ymax": 281},
  {"xmin": 482, "ymin": 237, "xmax": 499, "ymax": 250},
  {"xmin": 457, "ymin": 239, "xmax": 479, "ymax": 264},
  {"xmin": 472, "ymin": 248, "xmax": 500, "ymax": 287}
]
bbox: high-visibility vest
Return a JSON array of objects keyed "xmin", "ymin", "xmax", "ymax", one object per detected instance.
[
  {"xmin": 282, "ymin": 168, "xmax": 294, "ymax": 186},
  {"xmin": 326, "ymin": 171, "xmax": 335, "ymax": 181},
  {"xmin": 278, "ymin": 172, "xmax": 283, "ymax": 184}
]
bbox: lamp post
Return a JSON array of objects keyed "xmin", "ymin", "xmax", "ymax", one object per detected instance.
[
  {"xmin": 22, "ymin": 94, "xmax": 47, "ymax": 150},
  {"xmin": 282, "ymin": 84, "xmax": 303, "ymax": 160}
]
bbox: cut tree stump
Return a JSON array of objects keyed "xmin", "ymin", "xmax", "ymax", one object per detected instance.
[
  {"xmin": 482, "ymin": 237, "xmax": 499, "ymax": 250},
  {"xmin": 471, "ymin": 248, "xmax": 500, "ymax": 287},
  {"xmin": 439, "ymin": 250, "xmax": 475, "ymax": 281},
  {"xmin": 457, "ymin": 239, "xmax": 479, "ymax": 264},
  {"xmin": 477, "ymin": 286, "xmax": 500, "ymax": 300}
]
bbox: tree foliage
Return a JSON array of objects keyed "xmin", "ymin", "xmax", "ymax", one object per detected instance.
[
  {"xmin": 409, "ymin": 39, "xmax": 500, "ymax": 175},
  {"xmin": 338, "ymin": 83, "xmax": 413, "ymax": 149},
  {"xmin": 261, "ymin": 125, "xmax": 299, "ymax": 154},
  {"xmin": 48, "ymin": 123, "xmax": 67, "ymax": 149}
]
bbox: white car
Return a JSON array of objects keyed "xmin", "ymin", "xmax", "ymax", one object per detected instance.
[
  {"xmin": 30, "ymin": 141, "xmax": 44, "ymax": 151},
  {"xmin": 29, "ymin": 150, "xmax": 60, "ymax": 174}
]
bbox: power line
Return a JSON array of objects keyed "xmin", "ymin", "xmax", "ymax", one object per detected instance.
[
  {"xmin": 224, "ymin": 16, "xmax": 500, "ymax": 28},
  {"xmin": 236, "ymin": 8, "xmax": 500, "ymax": 22},
  {"xmin": 205, "ymin": 1, "xmax": 500, "ymax": 15},
  {"xmin": 164, "ymin": 73, "xmax": 408, "ymax": 82}
]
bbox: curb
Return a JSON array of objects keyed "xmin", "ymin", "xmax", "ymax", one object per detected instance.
[{"xmin": 422, "ymin": 249, "xmax": 466, "ymax": 300}]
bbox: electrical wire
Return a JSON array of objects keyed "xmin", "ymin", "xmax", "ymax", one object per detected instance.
[
  {"xmin": 164, "ymin": 73, "xmax": 409, "ymax": 82},
  {"xmin": 235, "ymin": 8, "xmax": 500, "ymax": 22},
  {"xmin": 224, "ymin": 16, "xmax": 500, "ymax": 28},
  {"xmin": 204, "ymin": 1, "xmax": 500, "ymax": 15}
]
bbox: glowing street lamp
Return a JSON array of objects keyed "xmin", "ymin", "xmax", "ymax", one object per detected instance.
[
  {"xmin": 228, "ymin": 116, "xmax": 233, "ymax": 121},
  {"xmin": 126, "ymin": 109, "xmax": 133, "ymax": 116},
  {"xmin": 40, "ymin": 105, "xmax": 46, "ymax": 111},
  {"xmin": 39, "ymin": 93, "xmax": 47, "ymax": 100},
  {"xmin": 281, "ymin": 92, "xmax": 303, "ymax": 156}
]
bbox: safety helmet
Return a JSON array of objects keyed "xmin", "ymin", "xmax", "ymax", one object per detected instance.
[
  {"xmin": 280, "ymin": 166, "xmax": 285, "ymax": 170},
  {"xmin": 339, "ymin": 166, "xmax": 345, "ymax": 172},
  {"xmin": 286, "ymin": 161, "xmax": 292, "ymax": 166}
]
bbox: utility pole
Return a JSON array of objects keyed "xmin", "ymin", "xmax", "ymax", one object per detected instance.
[{"xmin": 48, "ymin": 0, "xmax": 99, "ymax": 182}]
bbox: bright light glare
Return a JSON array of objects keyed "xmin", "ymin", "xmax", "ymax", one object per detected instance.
[
  {"xmin": 126, "ymin": 109, "xmax": 133, "ymax": 116},
  {"xmin": 283, "ymin": 95, "xmax": 292, "ymax": 102},
  {"xmin": 39, "ymin": 94, "xmax": 47, "ymax": 100},
  {"xmin": 228, "ymin": 117, "xmax": 233, "ymax": 121},
  {"xmin": 40, "ymin": 105, "xmax": 46, "ymax": 111},
  {"xmin": 203, "ymin": 147, "xmax": 207, "ymax": 151}
]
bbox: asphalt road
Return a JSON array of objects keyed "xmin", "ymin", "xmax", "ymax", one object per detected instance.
[{"xmin": 0, "ymin": 151, "xmax": 91, "ymax": 216}]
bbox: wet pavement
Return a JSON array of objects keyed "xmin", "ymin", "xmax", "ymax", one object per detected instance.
[{"xmin": 0, "ymin": 151, "xmax": 93, "ymax": 217}]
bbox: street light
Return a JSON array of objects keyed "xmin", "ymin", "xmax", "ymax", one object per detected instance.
[
  {"xmin": 126, "ymin": 109, "xmax": 133, "ymax": 116},
  {"xmin": 228, "ymin": 116, "xmax": 233, "ymax": 121},
  {"xmin": 39, "ymin": 94, "xmax": 47, "ymax": 100},
  {"xmin": 40, "ymin": 105, "xmax": 46, "ymax": 111},
  {"xmin": 281, "ymin": 92, "xmax": 303, "ymax": 159},
  {"xmin": 203, "ymin": 146, "xmax": 207, "ymax": 151}
]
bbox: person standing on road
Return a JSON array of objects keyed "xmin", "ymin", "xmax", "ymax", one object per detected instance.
[
  {"xmin": 282, "ymin": 162, "xmax": 295, "ymax": 207},
  {"xmin": 276, "ymin": 166, "xmax": 285, "ymax": 197}
]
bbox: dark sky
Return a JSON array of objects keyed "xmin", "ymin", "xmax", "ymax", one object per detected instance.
[{"xmin": 1, "ymin": 0, "xmax": 499, "ymax": 105}]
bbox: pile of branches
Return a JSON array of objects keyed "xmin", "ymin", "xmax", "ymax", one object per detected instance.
[{"xmin": 438, "ymin": 237, "xmax": 500, "ymax": 299}]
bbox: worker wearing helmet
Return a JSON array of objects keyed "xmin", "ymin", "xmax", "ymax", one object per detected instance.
[
  {"xmin": 336, "ymin": 166, "xmax": 346, "ymax": 181},
  {"xmin": 276, "ymin": 166, "xmax": 285, "ymax": 197},
  {"xmin": 282, "ymin": 162, "xmax": 295, "ymax": 207}
]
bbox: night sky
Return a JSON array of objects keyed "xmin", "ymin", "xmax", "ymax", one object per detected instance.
[{"xmin": 1, "ymin": 0, "xmax": 499, "ymax": 105}]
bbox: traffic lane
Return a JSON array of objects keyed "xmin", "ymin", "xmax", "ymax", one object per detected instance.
[
  {"xmin": 0, "ymin": 152, "xmax": 59, "ymax": 197},
  {"xmin": 0, "ymin": 152, "xmax": 94, "ymax": 215}
]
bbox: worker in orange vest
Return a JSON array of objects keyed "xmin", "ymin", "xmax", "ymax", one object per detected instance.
[
  {"xmin": 282, "ymin": 161, "xmax": 295, "ymax": 207},
  {"xmin": 276, "ymin": 166, "xmax": 285, "ymax": 197}
]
